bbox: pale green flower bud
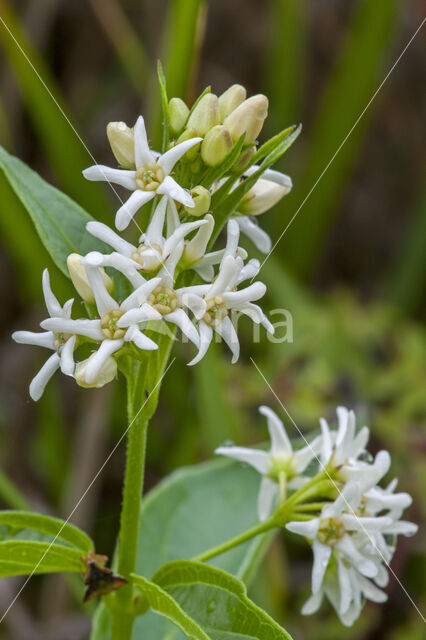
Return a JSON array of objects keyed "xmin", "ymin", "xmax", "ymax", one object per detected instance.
[
  {"xmin": 218, "ymin": 84, "xmax": 247, "ymax": 121},
  {"xmin": 75, "ymin": 356, "xmax": 117, "ymax": 389},
  {"xmin": 239, "ymin": 179, "xmax": 289, "ymax": 216},
  {"xmin": 232, "ymin": 146, "xmax": 255, "ymax": 172},
  {"xmin": 168, "ymin": 97, "xmax": 189, "ymax": 135},
  {"xmin": 106, "ymin": 122, "xmax": 135, "ymax": 168},
  {"xmin": 176, "ymin": 128, "xmax": 201, "ymax": 162},
  {"xmin": 201, "ymin": 125, "xmax": 233, "ymax": 167},
  {"xmin": 186, "ymin": 94, "xmax": 220, "ymax": 135},
  {"xmin": 185, "ymin": 186, "xmax": 211, "ymax": 217},
  {"xmin": 67, "ymin": 253, "xmax": 114, "ymax": 303},
  {"xmin": 223, "ymin": 95, "xmax": 268, "ymax": 143}
]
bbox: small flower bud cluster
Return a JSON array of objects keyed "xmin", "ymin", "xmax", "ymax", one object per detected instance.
[{"xmin": 216, "ymin": 406, "xmax": 417, "ymax": 626}]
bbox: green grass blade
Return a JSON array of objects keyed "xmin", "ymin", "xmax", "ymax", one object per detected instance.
[{"xmin": 281, "ymin": 0, "xmax": 399, "ymax": 278}]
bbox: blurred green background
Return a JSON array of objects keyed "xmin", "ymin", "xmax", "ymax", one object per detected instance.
[{"xmin": 0, "ymin": 1, "xmax": 424, "ymax": 639}]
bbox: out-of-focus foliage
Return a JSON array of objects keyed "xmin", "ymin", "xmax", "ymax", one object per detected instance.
[{"xmin": 0, "ymin": 0, "xmax": 424, "ymax": 639}]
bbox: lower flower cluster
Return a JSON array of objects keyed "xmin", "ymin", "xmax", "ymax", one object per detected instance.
[{"xmin": 216, "ymin": 406, "xmax": 417, "ymax": 625}]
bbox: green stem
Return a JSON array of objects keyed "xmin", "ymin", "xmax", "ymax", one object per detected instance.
[
  {"xmin": 111, "ymin": 381, "xmax": 148, "ymax": 639},
  {"xmin": 192, "ymin": 518, "xmax": 275, "ymax": 563}
]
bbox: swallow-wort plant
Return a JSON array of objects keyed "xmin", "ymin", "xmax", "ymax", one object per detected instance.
[{"xmin": 2, "ymin": 67, "xmax": 417, "ymax": 639}]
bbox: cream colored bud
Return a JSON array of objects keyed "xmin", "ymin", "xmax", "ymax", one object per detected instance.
[
  {"xmin": 176, "ymin": 128, "xmax": 201, "ymax": 162},
  {"xmin": 185, "ymin": 186, "xmax": 211, "ymax": 217},
  {"xmin": 106, "ymin": 122, "xmax": 135, "ymax": 168},
  {"xmin": 223, "ymin": 95, "xmax": 268, "ymax": 143},
  {"xmin": 218, "ymin": 84, "xmax": 247, "ymax": 121},
  {"xmin": 233, "ymin": 146, "xmax": 255, "ymax": 172},
  {"xmin": 67, "ymin": 253, "xmax": 114, "ymax": 303},
  {"xmin": 201, "ymin": 125, "xmax": 233, "ymax": 167},
  {"xmin": 168, "ymin": 97, "xmax": 189, "ymax": 135},
  {"xmin": 239, "ymin": 179, "xmax": 290, "ymax": 216},
  {"xmin": 186, "ymin": 94, "xmax": 220, "ymax": 136},
  {"xmin": 75, "ymin": 356, "xmax": 117, "ymax": 389}
]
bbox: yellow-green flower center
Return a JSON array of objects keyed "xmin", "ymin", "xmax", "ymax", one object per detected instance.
[
  {"xmin": 147, "ymin": 286, "xmax": 178, "ymax": 315},
  {"xmin": 202, "ymin": 297, "xmax": 228, "ymax": 327},
  {"xmin": 131, "ymin": 243, "xmax": 163, "ymax": 270},
  {"xmin": 135, "ymin": 163, "xmax": 165, "ymax": 191},
  {"xmin": 317, "ymin": 517, "xmax": 345, "ymax": 546},
  {"xmin": 100, "ymin": 309, "xmax": 126, "ymax": 339}
]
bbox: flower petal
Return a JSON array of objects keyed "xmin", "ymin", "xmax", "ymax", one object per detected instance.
[
  {"xmin": 125, "ymin": 325, "xmax": 158, "ymax": 351},
  {"xmin": 41, "ymin": 318, "xmax": 103, "ymax": 341},
  {"xmin": 12, "ymin": 330, "xmax": 55, "ymax": 350},
  {"xmin": 286, "ymin": 518, "xmax": 320, "ymax": 540},
  {"xmin": 157, "ymin": 176, "xmax": 194, "ymax": 208},
  {"xmin": 165, "ymin": 309, "xmax": 199, "ymax": 347},
  {"xmin": 134, "ymin": 115, "xmax": 155, "ymax": 166},
  {"xmin": 118, "ymin": 303, "xmax": 162, "ymax": 327},
  {"xmin": 85, "ymin": 340, "xmax": 122, "ymax": 384},
  {"xmin": 259, "ymin": 405, "xmax": 292, "ymax": 456},
  {"xmin": 257, "ymin": 476, "xmax": 278, "ymax": 521},
  {"xmin": 236, "ymin": 216, "xmax": 271, "ymax": 253},
  {"xmin": 82, "ymin": 262, "xmax": 119, "ymax": 316},
  {"xmin": 215, "ymin": 446, "xmax": 270, "ymax": 475},
  {"xmin": 115, "ymin": 190, "xmax": 155, "ymax": 231},
  {"xmin": 29, "ymin": 353, "xmax": 60, "ymax": 401},
  {"xmin": 59, "ymin": 335, "xmax": 76, "ymax": 376},
  {"xmin": 157, "ymin": 137, "xmax": 202, "ymax": 175},
  {"xmin": 187, "ymin": 321, "xmax": 213, "ymax": 366},
  {"xmin": 312, "ymin": 540, "xmax": 332, "ymax": 594},
  {"xmin": 120, "ymin": 277, "xmax": 162, "ymax": 310},
  {"xmin": 86, "ymin": 221, "xmax": 135, "ymax": 257},
  {"xmin": 215, "ymin": 316, "xmax": 239, "ymax": 363},
  {"xmin": 222, "ymin": 282, "xmax": 267, "ymax": 307},
  {"xmin": 83, "ymin": 165, "xmax": 136, "ymax": 190},
  {"xmin": 144, "ymin": 195, "xmax": 168, "ymax": 245},
  {"xmin": 42, "ymin": 269, "xmax": 62, "ymax": 317}
]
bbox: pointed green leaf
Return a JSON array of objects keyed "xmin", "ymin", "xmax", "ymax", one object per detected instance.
[
  {"xmin": 153, "ymin": 560, "xmax": 293, "ymax": 640},
  {"xmin": 0, "ymin": 540, "xmax": 85, "ymax": 577},
  {"xmin": 0, "ymin": 511, "xmax": 93, "ymax": 552},
  {"xmin": 132, "ymin": 573, "xmax": 210, "ymax": 640},
  {"xmin": 0, "ymin": 145, "xmax": 108, "ymax": 275}
]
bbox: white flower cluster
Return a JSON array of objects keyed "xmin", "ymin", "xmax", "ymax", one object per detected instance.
[
  {"xmin": 13, "ymin": 99, "xmax": 291, "ymax": 400},
  {"xmin": 216, "ymin": 406, "xmax": 417, "ymax": 626}
]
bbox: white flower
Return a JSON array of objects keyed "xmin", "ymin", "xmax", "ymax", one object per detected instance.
[
  {"xmin": 180, "ymin": 219, "xmax": 273, "ymax": 365},
  {"xmin": 301, "ymin": 561, "xmax": 387, "ymax": 627},
  {"xmin": 83, "ymin": 116, "xmax": 202, "ymax": 231},
  {"xmin": 87, "ymin": 196, "xmax": 208, "ymax": 279},
  {"xmin": 41, "ymin": 262, "xmax": 161, "ymax": 385},
  {"xmin": 286, "ymin": 483, "xmax": 393, "ymax": 595},
  {"xmin": 12, "ymin": 269, "xmax": 77, "ymax": 401},
  {"xmin": 216, "ymin": 405, "xmax": 322, "ymax": 520},
  {"xmin": 235, "ymin": 216, "xmax": 272, "ymax": 254}
]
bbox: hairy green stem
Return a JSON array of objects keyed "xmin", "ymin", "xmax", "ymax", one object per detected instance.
[{"xmin": 111, "ymin": 381, "xmax": 148, "ymax": 639}]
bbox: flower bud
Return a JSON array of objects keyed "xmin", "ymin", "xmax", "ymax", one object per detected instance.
[
  {"xmin": 201, "ymin": 125, "xmax": 233, "ymax": 167},
  {"xmin": 185, "ymin": 185, "xmax": 211, "ymax": 217},
  {"xmin": 168, "ymin": 97, "xmax": 189, "ymax": 136},
  {"xmin": 232, "ymin": 146, "xmax": 255, "ymax": 172},
  {"xmin": 239, "ymin": 179, "xmax": 289, "ymax": 216},
  {"xmin": 67, "ymin": 253, "xmax": 114, "ymax": 303},
  {"xmin": 218, "ymin": 84, "xmax": 247, "ymax": 121},
  {"xmin": 223, "ymin": 95, "xmax": 268, "ymax": 143},
  {"xmin": 106, "ymin": 122, "xmax": 135, "ymax": 168},
  {"xmin": 75, "ymin": 356, "xmax": 117, "ymax": 389},
  {"xmin": 186, "ymin": 93, "xmax": 220, "ymax": 136},
  {"xmin": 176, "ymin": 128, "xmax": 201, "ymax": 162}
]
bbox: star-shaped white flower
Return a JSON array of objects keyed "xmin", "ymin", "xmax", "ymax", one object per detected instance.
[
  {"xmin": 41, "ymin": 262, "xmax": 161, "ymax": 386},
  {"xmin": 216, "ymin": 405, "xmax": 322, "ymax": 520},
  {"xmin": 83, "ymin": 116, "xmax": 202, "ymax": 231},
  {"xmin": 286, "ymin": 483, "xmax": 393, "ymax": 596},
  {"xmin": 87, "ymin": 196, "xmax": 208, "ymax": 278},
  {"xmin": 12, "ymin": 269, "xmax": 77, "ymax": 400},
  {"xmin": 179, "ymin": 219, "xmax": 273, "ymax": 365}
]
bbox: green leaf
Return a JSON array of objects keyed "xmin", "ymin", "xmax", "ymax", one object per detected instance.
[
  {"xmin": 91, "ymin": 459, "xmax": 273, "ymax": 639},
  {"xmin": 132, "ymin": 573, "xmax": 210, "ymax": 640},
  {"xmin": 0, "ymin": 511, "xmax": 93, "ymax": 552},
  {"xmin": 0, "ymin": 540, "xmax": 85, "ymax": 577},
  {"xmin": 0, "ymin": 145, "xmax": 108, "ymax": 275},
  {"xmin": 157, "ymin": 61, "xmax": 171, "ymax": 153},
  {"xmin": 153, "ymin": 560, "xmax": 293, "ymax": 640}
]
